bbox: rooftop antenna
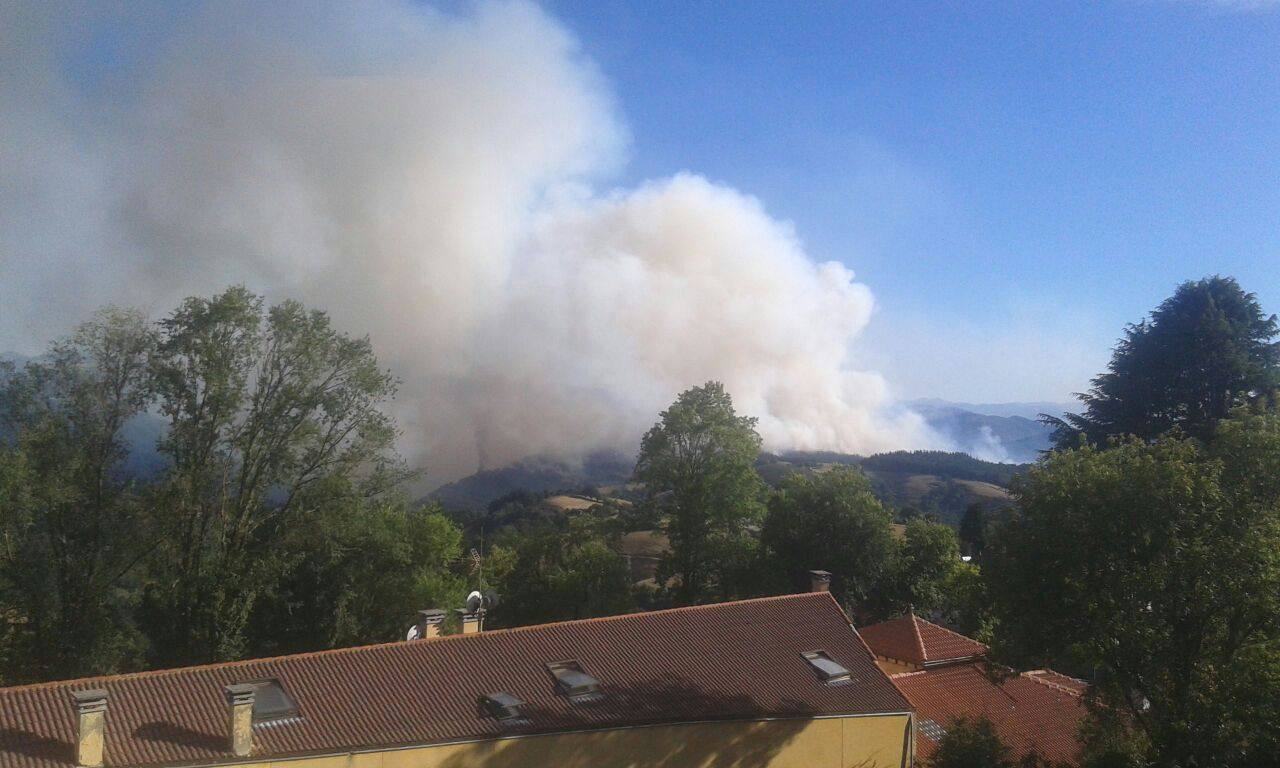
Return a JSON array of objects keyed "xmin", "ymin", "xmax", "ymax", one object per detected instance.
[{"xmin": 464, "ymin": 527, "xmax": 500, "ymax": 616}]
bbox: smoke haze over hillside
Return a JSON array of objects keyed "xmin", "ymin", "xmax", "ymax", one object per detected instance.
[{"xmin": 0, "ymin": 1, "xmax": 944, "ymax": 483}]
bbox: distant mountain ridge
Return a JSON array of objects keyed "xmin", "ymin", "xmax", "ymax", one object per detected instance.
[
  {"xmin": 3, "ymin": 354, "xmax": 1063, "ymax": 516},
  {"xmin": 428, "ymin": 450, "xmax": 635, "ymax": 511},
  {"xmin": 909, "ymin": 399, "xmax": 1063, "ymax": 463},
  {"xmin": 908, "ymin": 398, "xmax": 1074, "ymax": 420},
  {"xmin": 430, "ymin": 446, "xmax": 1027, "ymax": 526}
]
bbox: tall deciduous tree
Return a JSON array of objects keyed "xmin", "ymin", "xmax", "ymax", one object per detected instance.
[
  {"xmin": 760, "ymin": 468, "xmax": 894, "ymax": 609},
  {"xmin": 879, "ymin": 518, "xmax": 963, "ymax": 617},
  {"xmin": 0, "ymin": 309, "xmax": 155, "ymax": 680},
  {"xmin": 635, "ymin": 382, "xmax": 765, "ymax": 604},
  {"xmin": 987, "ymin": 410, "xmax": 1280, "ymax": 766},
  {"xmin": 142, "ymin": 287, "xmax": 405, "ymax": 664},
  {"xmin": 1046, "ymin": 276, "xmax": 1279, "ymax": 448}
]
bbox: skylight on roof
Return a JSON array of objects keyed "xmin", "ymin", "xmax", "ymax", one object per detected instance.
[
  {"xmin": 482, "ymin": 692, "xmax": 526, "ymax": 721},
  {"xmin": 242, "ymin": 679, "xmax": 299, "ymax": 724},
  {"xmin": 546, "ymin": 660, "xmax": 603, "ymax": 702},
  {"xmin": 802, "ymin": 651, "xmax": 852, "ymax": 684}
]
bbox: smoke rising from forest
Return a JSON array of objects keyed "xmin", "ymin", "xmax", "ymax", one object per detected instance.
[{"xmin": 0, "ymin": 1, "xmax": 942, "ymax": 483}]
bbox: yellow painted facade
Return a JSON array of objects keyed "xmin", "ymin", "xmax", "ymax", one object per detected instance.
[
  {"xmin": 873, "ymin": 657, "xmax": 920, "ymax": 676},
  {"xmin": 229, "ymin": 715, "xmax": 912, "ymax": 768}
]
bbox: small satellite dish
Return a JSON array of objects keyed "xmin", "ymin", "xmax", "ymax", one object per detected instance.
[
  {"xmin": 466, "ymin": 590, "xmax": 484, "ymax": 614},
  {"xmin": 484, "ymin": 590, "xmax": 501, "ymax": 609},
  {"xmin": 406, "ymin": 624, "xmax": 421, "ymax": 641}
]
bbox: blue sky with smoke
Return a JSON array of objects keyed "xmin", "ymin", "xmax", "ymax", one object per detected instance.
[
  {"xmin": 2, "ymin": 1, "xmax": 1278, "ymax": 479},
  {"xmin": 544, "ymin": 0, "xmax": 1280, "ymax": 401}
]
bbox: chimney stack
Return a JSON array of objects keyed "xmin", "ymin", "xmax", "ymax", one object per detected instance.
[
  {"xmin": 809, "ymin": 570, "xmax": 832, "ymax": 593},
  {"xmin": 410, "ymin": 609, "xmax": 446, "ymax": 640},
  {"xmin": 456, "ymin": 608, "xmax": 483, "ymax": 634},
  {"xmin": 224, "ymin": 684, "xmax": 256, "ymax": 757},
  {"xmin": 70, "ymin": 689, "xmax": 108, "ymax": 768}
]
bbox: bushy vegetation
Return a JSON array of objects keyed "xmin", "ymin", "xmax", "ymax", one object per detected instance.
[
  {"xmin": 986, "ymin": 277, "xmax": 1280, "ymax": 766},
  {"xmin": 0, "ymin": 289, "xmax": 464, "ymax": 680}
]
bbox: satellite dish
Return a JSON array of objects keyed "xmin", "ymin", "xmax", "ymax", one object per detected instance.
[
  {"xmin": 484, "ymin": 590, "xmax": 501, "ymax": 609},
  {"xmin": 466, "ymin": 590, "xmax": 484, "ymax": 614}
]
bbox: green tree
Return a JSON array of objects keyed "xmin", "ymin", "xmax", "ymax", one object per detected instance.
[
  {"xmin": 247, "ymin": 486, "xmax": 466, "ymax": 655},
  {"xmin": 0, "ymin": 309, "xmax": 155, "ymax": 681},
  {"xmin": 635, "ymin": 382, "xmax": 765, "ymax": 604},
  {"xmin": 987, "ymin": 414, "xmax": 1280, "ymax": 766},
  {"xmin": 142, "ymin": 287, "xmax": 405, "ymax": 665},
  {"xmin": 1047, "ymin": 276, "xmax": 1279, "ymax": 448},
  {"xmin": 879, "ymin": 518, "xmax": 962, "ymax": 617},
  {"xmin": 486, "ymin": 516, "xmax": 634, "ymax": 627},
  {"xmin": 929, "ymin": 716, "xmax": 1012, "ymax": 768},
  {"xmin": 759, "ymin": 468, "xmax": 894, "ymax": 608},
  {"xmin": 934, "ymin": 560, "xmax": 993, "ymax": 641}
]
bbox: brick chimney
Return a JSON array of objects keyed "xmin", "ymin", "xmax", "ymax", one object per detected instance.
[
  {"xmin": 412, "ymin": 609, "xmax": 446, "ymax": 640},
  {"xmin": 70, "ymin": 689, "xmax": 108, "ymax": 768},
  {"xmin": 456, "ymin": 608, "xmax": 483, "ymax": 634},
  {"xmin": 224, "ymin": 684, "xmax": 256, "ymax": 757},
  {"xmin": 809, "ymin": 570, "xmax": 832, "ymax": 593}
]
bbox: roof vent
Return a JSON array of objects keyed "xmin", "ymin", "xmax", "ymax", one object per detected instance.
[
  {"xmin": 546, "ymin": 660, "xmax": 603, "ymax": 702},
  {"xmin": 802, "ymin": 651, "xmax": 852, "ymax": 684},
  {"xmin": 482, "ymin": 692, "xmax": 527, "ymax": 721}
]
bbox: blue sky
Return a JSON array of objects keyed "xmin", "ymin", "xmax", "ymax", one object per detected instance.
[{"xmin": 542, "ymin": 0, "xmax": 1280, "ymax": 402}]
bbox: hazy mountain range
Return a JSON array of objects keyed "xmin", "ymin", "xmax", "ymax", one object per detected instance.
[
  {"xmin": 3, "ymin": 352, "xmax": 1072, "ymax": 516},
  {"xmin": 427, "ymin": 400, "xmax": 1074, "ymax": 514},
  {"xmin": 909, "ymin": 399, "xmax": 1070, "ymax": 465}
]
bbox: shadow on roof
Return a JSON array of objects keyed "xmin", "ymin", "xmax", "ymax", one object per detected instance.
[
  {"xmin": 133, "ymin": 721, "xmax": 225, "ymax": 752},
  {"xmin": 0, "ymin": 729, "xmax": 74, "ymax": 763},
  {"xmin": 436, "ymin": 677, "xmax": 836, "ymax": 768}
]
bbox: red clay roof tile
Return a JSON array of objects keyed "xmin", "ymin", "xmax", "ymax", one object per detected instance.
[
  {"xmin": 858, "ymin": 613, "xmax": 988, "ymax": 666},
  {"xmin": 893, "ymin": 663, "xmax": 1086, "ymax": 765},
  {"xmin": 0, "ymin": 593, "xmax": 910, "ymax": 768}
]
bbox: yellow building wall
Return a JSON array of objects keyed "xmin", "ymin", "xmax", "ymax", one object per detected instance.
[
  {"xmin": 237, "ymin": 714, "xmax": 911, "ymax": 768},
  {"xmin": 874, "ymin": 657, "xmax": 920, "ymax": 676}
]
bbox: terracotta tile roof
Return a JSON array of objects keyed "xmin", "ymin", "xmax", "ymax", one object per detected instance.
[
  {"xmin": 857, "ymin": 613, "xmax": 988, "ymax": 667},
  {"xmin": 892, "ymin": 663, "xmax": 1086, "ymax": 765},
  {"xmin": 0, "ymin": 593, "xmax": 910, "ymax": 768},
  {"xmin": 1023, "ymin": 669, "xmax": 1089, "ymax": 696}
]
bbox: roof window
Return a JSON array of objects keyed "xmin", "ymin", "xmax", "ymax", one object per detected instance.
[
  {"xmin": 546, "ymin": 660, "xmax": 603, "ymax": 701},
  {"xmin": 482, "ymin": 692, "xmax": 527, "ymax": 721},
  {"xmin": 802, "ymin": 651, "xmax": 852, "ymax": 684},
  {"xmin": 241, "ymin": 679, "xmax": 300, "ymax": 724}
]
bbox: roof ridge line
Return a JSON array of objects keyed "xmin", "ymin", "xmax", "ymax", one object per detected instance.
[
  {"xmin": 1022, "ymin": 669, "xmax": 1087, "ymax": 697},
  {"xmin": 909, "ymin": 612, "xmax": 928, "ymax": 663},
  {"xmin": 0, "ymin": 592, "xmax": 828, "ymax": 694},
  {"xmin": 913, "ymin": 614, "xmax": 990, "ymax": 653}
]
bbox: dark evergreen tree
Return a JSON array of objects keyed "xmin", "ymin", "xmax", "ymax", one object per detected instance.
[{"xmin": 1045, "ymin": 276, "xmax": 1279, "ymax": 448}]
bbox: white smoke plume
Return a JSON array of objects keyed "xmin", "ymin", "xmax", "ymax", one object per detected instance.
[{"xmin": 0, "ymin": 0, "xmax": 938, "ymax": 483}]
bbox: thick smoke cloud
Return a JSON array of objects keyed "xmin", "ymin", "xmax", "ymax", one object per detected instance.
[{"xmin": 0, "ymin": 0, "xmax": 939, "ymax": 483}]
